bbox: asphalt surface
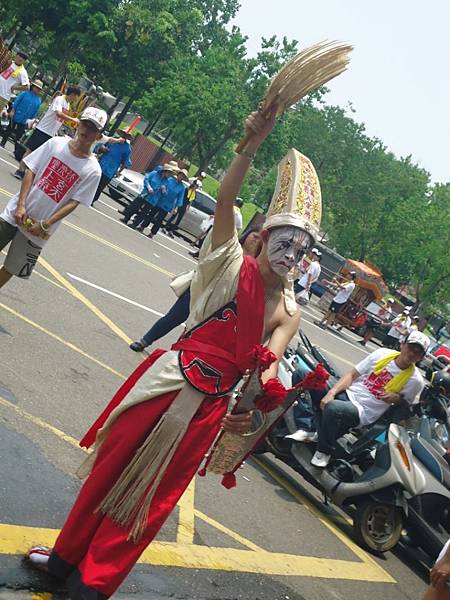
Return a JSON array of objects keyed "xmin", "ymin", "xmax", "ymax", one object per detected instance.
[{"xmin": 0, "ymin": 141, "xmax": 431, "ymax": 600}]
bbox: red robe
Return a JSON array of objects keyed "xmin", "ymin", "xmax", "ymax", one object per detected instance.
[{"xmin": 47, "ymin": 256, "xmax": 264, "ymax": 599}]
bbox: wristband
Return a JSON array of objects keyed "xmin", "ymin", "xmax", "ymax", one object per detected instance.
[
  {"xmin": 238, "ymin": 149, "xmax": 255, "ymax": 161},
  {"xmin": 40, "ymin": 220, "xmax": 50, "ymax": 232}
]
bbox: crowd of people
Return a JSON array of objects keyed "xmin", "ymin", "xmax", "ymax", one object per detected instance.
[{"xmin": 0, "ymin": 45, "xmax": 447, "ymax": 600}]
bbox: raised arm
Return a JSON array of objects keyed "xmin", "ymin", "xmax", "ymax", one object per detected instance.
[{"xmin": 211, "ymin": 106, "xmax": 277, "ymax": 250}]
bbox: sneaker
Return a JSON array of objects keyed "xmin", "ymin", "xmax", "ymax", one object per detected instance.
[
  {"xmin": 13, "ymin": 169, "xmax": 24, "ymax": 180},
  {"xmin": 137, "ymin": 227, "xmax": 145, "ymax": 233},
  {"xmin": 285, "ymin": 430, "xmax": 318, "ymax": 443},
  {"xmin": 310, "ymin": 450, "xmax": 331, "ymax": 468},
  {"xmin": 358, "ymin": 340, "xmax": 366, "ymax": 346},
  {"xmin": 167, "ymin": 231, "xmax": 174, "ymax": 238},
  {"xmin": 147, "ymin": 233, "xmax": 153, "ymax": 239}
]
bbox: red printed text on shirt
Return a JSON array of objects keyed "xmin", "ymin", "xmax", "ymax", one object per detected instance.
[
  {"xmin": 36, "ymin": 157, "xmax": 79, "ymax": 203},
  {"xmin": 363, "ymin": 369, "xmax": 394, "ymax": 399},
  {"xmin": 1, "ymin": 66, "xmax": 14, "ymax": 80}
]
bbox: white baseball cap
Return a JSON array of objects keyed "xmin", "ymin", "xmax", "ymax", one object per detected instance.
[
  {"xmin": 80, "ymin": 107, "xmax": 107, "ymax": 130},
  {"xmin": 312, "ymin": 248, "xmax": 320, "ymax": 255},
  {"xmin": 406, "ymin": 330, "xmax": 430, "ymax": 353}
]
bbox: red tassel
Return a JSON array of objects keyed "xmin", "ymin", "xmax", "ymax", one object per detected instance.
[
  {"xmin": 197, "ymin": 467, "xmax": 207, "ymax": 477},
  {"xmin": 221, "ymin": 472, "xmax": 237, "ymax": 489}
]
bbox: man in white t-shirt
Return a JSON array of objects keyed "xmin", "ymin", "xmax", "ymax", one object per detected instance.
[
  {"xmin": 384, "ymin": 308, "xmax": 412, "ymax": 348},
  {"xmin": 14, "ymin": 86, "xmax": 81, "ymax": 180},
  {"xmin": 0, "ymin": 51, "xmax": 30, "ymax": 111},
  {"xmin": 0, "ymin": 107, "xmax": 106, "ymax": 288},
  {"xmin": 294, "ymin": 247, "xmax": 321, "ymax": 301},
  {"xmin": 309, "ymin": 331, "xmax": 429, "ymax": 467},
  {"xmin": 318, "ymin": 271, "xmax": 357, "ymax": 329}
]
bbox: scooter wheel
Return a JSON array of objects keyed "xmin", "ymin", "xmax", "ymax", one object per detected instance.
[{"xmin": 353, "ymin": 499, "xmax": 403, "ymax": 553}]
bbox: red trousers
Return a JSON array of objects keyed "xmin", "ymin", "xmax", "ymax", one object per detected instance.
[{"xmin": 49, "ymin": 390, "xmax": 228, "ymax": 598}]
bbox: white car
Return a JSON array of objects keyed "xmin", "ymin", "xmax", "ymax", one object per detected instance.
[{"xmin": 108, "ymin": 169, "xmax": 145, "ymax": 206}]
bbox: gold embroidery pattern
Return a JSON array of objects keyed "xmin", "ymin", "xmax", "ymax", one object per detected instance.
[
  {"xmin": 296, "ymin": 157, "xmax": 321, "ymax": 229},
  {"xmin": 270, "ymin": 159, "xmax": 292, "ymax": 215}
]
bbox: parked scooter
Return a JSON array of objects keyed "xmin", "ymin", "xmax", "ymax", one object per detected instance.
[
  {"xmin": 404, "ymin": 369, "xmax": 450, "ymax": 559},
  {"xmin": 263, "ymin": 334, "xmax": 427, "ymax": 553}
]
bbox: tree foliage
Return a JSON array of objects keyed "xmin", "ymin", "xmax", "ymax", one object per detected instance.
[{"xmin": 1, "ymin": 0, "xmax": 447, "ymax": 312}]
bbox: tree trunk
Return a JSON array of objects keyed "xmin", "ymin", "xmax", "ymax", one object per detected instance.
[
  {"xmin": 143, "ymin": 111, "xmax": 163, "ymax": 137},
  {"xmin": 195, "ymin": 124, "xmax": 236, "ymax": 174},
  {"xmin": 109, "ymin": 89, "xmax": 140, "ymax": 135}
]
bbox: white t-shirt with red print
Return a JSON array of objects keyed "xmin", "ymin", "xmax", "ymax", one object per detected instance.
[
  {"xmin": 36, "ymin": 95, "xmax": 70, "ymax": 136},
  {"xmin": 0, "ymin": 62, "xmax": 29, "ymax": 100},
  {"xmin": 0, "ymin": 137, "xmax": 101, "ymax": 245},
  {"xmin": 346, "ymin": 348, "xmax": 424, "ymax": 426}
]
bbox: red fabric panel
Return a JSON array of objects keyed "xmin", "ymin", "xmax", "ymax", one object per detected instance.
[{"xmin": 54, "ymin": 392, "xmax": 228, "ymax": 596}]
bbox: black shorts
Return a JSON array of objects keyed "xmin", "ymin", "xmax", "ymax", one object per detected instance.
[
  {"xmin": 329, "ymin": 300, "xmax": 346, "ymax": 313},
  {"xmin": 26, "ymin": 129, "xmax": 52, "ymax": 152},
  {"xmin": 366, "ymin": 317, "xmax": 382, "ymax": 330}
]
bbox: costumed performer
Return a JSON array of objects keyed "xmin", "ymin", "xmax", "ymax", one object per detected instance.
[{"xmin": 26, "ymin": 105, "xmax": 323, "ymax": 599}]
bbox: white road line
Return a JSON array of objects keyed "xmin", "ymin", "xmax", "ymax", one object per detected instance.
[
  {"xmin": 300, "ymin": 314, "xmax": 370, "ymax": 355},
  {"xmin": 66, "ymin": 272, "xmax": 168, "ymax": 318},
  {"xmin": 0, "ymin": 153, "xmax": 18, "ymax": 169},
  {"xmin": 96, "ymin": 197, "xmax": 193, "ymax": 252},
  {"xmin": 88, "ymin": 205, "xmax": 196, "ymax": 265}
]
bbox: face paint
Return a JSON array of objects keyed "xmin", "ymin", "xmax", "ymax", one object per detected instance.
[{"xmin": 267, "ymin": 226, "xmax": 312, "ymax": 277}]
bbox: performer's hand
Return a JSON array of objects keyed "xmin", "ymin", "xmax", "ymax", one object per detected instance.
[
  {"xmin": 244, "ymin": 104, "xmax": 278, "ymax": 152},
  {"xmin": 222, "ymin": 411, "xmax": 253, "ymax": 434}
]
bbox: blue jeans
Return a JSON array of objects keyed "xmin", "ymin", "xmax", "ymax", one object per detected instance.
[
  {"xmin": 311, "ymin": 391, "xmax": 360, "ymax": 454},
  {"xmin": 142, "ymin": 289, "xmax": 191, "ymax": 346}
]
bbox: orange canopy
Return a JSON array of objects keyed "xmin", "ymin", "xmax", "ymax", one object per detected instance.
[{"xmin": 341, "ymin": 259, "xmax": 388, "ymax": 301}]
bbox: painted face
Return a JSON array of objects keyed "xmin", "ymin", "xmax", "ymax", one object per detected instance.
[{"xmin": 267, "ymin": 226, "xmax": 312, "ymax": 277}]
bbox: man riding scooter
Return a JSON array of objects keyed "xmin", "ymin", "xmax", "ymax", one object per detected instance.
[{"xmin": 296, "ymin": 331, "xmax": 430, "ymax": 467}]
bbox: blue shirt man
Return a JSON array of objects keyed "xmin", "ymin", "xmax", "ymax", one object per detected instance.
[
  {"xmin": 142, "ymin": 166, "xmax": 167, "ymax": 206},
  {"xmin": 92, "ymin": 130, "xmax": 133, "ymax": 203},
  {"xmin": 156, "ymin": 170, "xmax": 187, "ymax": 213},
  {"xmin": 98, "ymin": 139, "xmax": 132, "ymax": 180},
  {"xmin": 1, "ymin": 81, "xmax": 42, "ymax": 149},
  {"xmin": 12, "ymin": 87, "xmax": 42, "ymax": 124}
]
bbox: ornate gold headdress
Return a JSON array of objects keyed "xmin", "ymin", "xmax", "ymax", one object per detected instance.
[{"xmin": 264, "ymin": 148, "xmax": 322, "ymax": 242}]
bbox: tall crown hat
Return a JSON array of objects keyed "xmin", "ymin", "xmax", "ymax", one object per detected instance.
[{"xmin": 263, "ymin": 148, "xmax": 322, "ymax": 243}]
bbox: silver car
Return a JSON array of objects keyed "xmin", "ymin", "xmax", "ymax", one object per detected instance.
[
  {"xmin": 108, "ymin": 169, "xmax": 145, "ymax": 206},
  {"xmin": 177, "ymin": 189, "xmax": 216, "ymax": 239}
]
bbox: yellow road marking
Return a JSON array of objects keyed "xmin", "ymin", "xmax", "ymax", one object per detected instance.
[
  {"xmin": 0, "ymin": 522, "xmax": 392, "ymax": 581},
  {"xmin": 0, "ymin": 395, "xmax": 87, "ymax": 452},
  {"xmin": 0, "ymin": 302, "xmax": 126, "ymax": 380},
  {"xmin": 0, "ymin": 186, "xmax": 13, "ymax": 197},
  {"xmin": 32, "ymin": 594, "xmax": 53, "ymax": 600},
  {"xmin": 39, "ymin": 257, "xmax": 133, "ymax": 345},
  {"xmin": 0, "ymin": 393, "xmax": 394, "ymax": 582},
  {"xmin": 193, "ymin": 509, "xmax": 265, "ymax": 552},
  {"xmin": 176, "ymin": 480, "xmax": 196, "ymax": 545},
  {"xmin": 62, "ymin": 220, "xmax": 174, "ymax": 277},
  {"xmin": 253, "ymin": 457, "xmax": 395, "ymax": 581}
]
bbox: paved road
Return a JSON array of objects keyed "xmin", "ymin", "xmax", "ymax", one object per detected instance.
[{"xmin": 0, "ymin": 142, "xmax": 431, "ymax": 600}]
